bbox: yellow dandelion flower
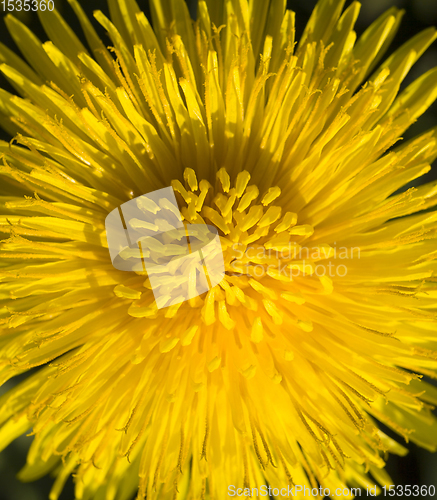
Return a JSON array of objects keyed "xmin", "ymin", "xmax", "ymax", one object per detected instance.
[{"xmin": 1, "ymin": 0, "xmax": 437, "ymax": 499}]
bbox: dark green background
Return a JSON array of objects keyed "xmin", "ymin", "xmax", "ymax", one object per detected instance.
[{"xmin": 0, "ymin": 0, "xmax": 436, "ymax": 498}]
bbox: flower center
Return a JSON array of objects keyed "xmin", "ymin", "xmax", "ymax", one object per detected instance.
[{"xmin": 114, "ymin": 168, "xmax": 335, "ymax": 348}]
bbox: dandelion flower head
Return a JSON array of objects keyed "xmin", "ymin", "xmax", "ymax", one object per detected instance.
[{"xmin": 0, "ymin": 0, "xmax": 437, "ymax": 499}]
